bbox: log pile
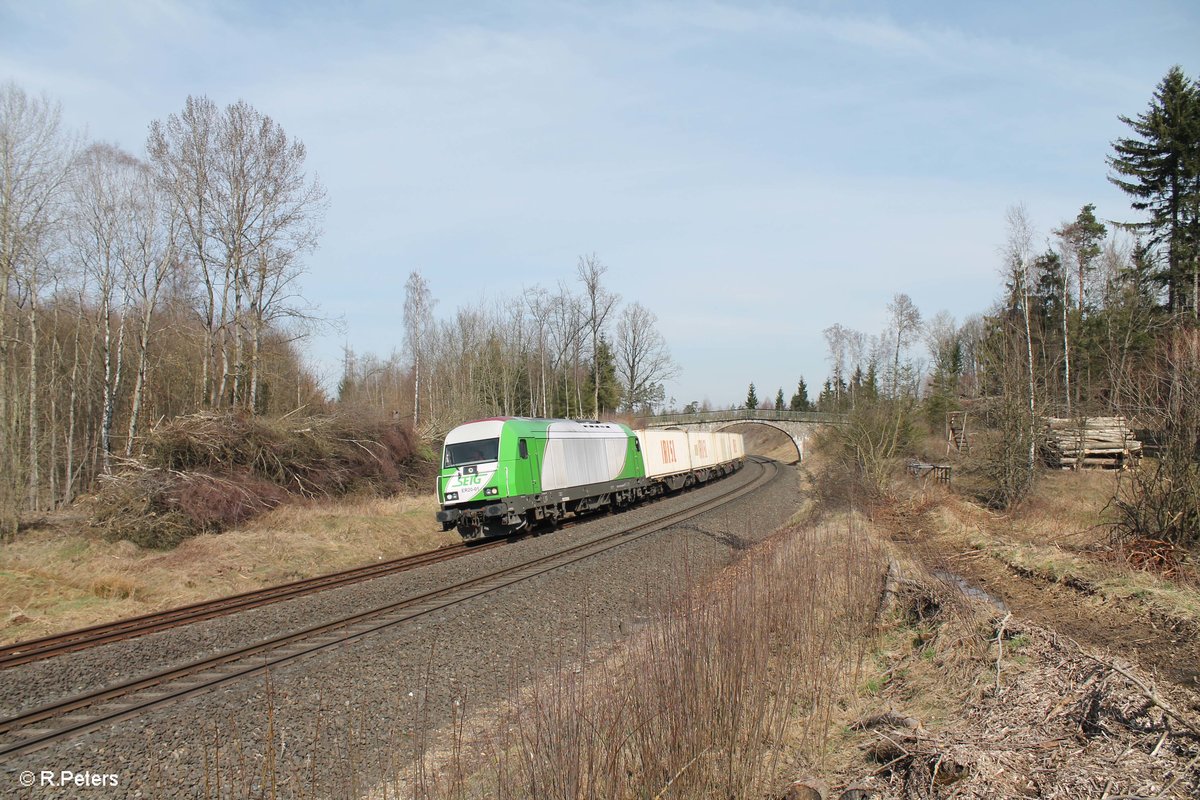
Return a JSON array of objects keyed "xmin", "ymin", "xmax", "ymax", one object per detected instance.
[{"xmin": 1044, "ymin": 416, "xmax": 1142, "ymax": 470}]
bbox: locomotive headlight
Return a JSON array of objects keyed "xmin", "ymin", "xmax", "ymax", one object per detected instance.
[
  {"xmin": 484, "ymin": 487, "xmax": 499, "ymax": 497},
  {"xmin": 444, "ymin": 491, "xmax": 459, "ymax": 501}
]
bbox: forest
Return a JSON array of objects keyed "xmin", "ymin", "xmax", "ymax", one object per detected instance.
[
  {"xmin": 798, "ymin": 66, "xmax": 1200, "ymax": 549},
  {"xmin": 2, "ymin": 65, "xmax": 1198, "ymax": 550},
  {"xmin": 0, "ymin": 83, "xmax": 679, "ymax": 536}
]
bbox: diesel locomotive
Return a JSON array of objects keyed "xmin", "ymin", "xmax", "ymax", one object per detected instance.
[{"xmin": 435, "ymin": 417, "xmax": 745, "ymax": 540}]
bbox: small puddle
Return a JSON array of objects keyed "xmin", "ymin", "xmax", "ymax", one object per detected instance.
[{"xmin": 932, "ymin": 569, "xmax": 1009, "ymax": 612}]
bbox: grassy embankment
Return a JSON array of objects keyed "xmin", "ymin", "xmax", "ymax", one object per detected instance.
[
  {"xmin": 1, "ymin": 412, "xmax": 450, "ymax": 644},
  {"xmin": 364, "ymin": 445, "xmax": 1200, "ymax": 799},
  {"xmin": 0, "ymin": 496, "xmax": 455, "ymax": 646}
]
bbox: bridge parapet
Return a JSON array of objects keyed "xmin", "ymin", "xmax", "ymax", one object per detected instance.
[
  {"xmin": 640, "ymin": 409, "xmax": 845, "ymax": 463},
  {"xmin": 644, "ymin": 409, "xmax": 846, "ymax": 427}
]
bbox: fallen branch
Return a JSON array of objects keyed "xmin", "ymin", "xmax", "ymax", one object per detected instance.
[
  {"xmin": 1075, "ymin": 646, "xmax": 1200, "ymax": 739},
  {"xmin": 995, "ymin": 611, "xmax": 1012, "ymax": 693},
  {"xmin": 651, "ymin": 747, "xmax": 710, "ymax": 799}
]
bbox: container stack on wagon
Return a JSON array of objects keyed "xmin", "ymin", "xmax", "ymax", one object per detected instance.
[{"xmin": 435, "ymin": 418, "xmax": 746, "ymax": 540}]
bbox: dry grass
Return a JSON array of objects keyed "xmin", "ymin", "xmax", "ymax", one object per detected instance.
[
  {"xmin": 824, "ymin": 564, "xmax": 1200, "ymax": 798},
  {"xmin": 359, "ymin": 514, "xmax": 887, "ymax": 799},
  {"xmin": 915, "ymin": 469, "xmax": 1200, "ymax": 633},
  {"xmin": 0, "ymin": 494, "xmax": 455, "ymax": 644}
]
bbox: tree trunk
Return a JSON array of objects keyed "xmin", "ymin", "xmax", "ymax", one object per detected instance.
[
  {"xmin": 1062, "ymin": 272, "xmax": 1072, "ymax": 418},
  {"xmin": 100, "ymin": 289, "xmax": 114, "ymax": 473},
  {"xmin": 1022, "ymin": 269, "xmax": 1037, "ymax": 476},
  {"xmin": 0, "ymin": 248, "xmax": 14, "ymax": 534},
  {"xmin": 126, "ymin": 301, "xmax": 156, "ymax": 456},
  {"xmin": 64, "ymin": 299, "xmax": 83, "ymax": 504},
  {"xmin": 412, "ymin": 348, "xmax": 420, "ymax": 427},
  {"xmin": 27, "ymin": 283, "xmax": 39, "ymax": 510}
]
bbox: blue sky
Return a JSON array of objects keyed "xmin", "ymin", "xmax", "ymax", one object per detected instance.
[{"xmin": 2, "ymin": 1, "xmax": 1197, "ymax": 408}]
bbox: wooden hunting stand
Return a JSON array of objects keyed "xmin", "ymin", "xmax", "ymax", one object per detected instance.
[{"xmin": 946, "ymin": 411, "xmax": 969, "ymax": 455}]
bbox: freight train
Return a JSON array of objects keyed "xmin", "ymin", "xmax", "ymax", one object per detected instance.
[{"xmin": 435, "ymin": 417, "xmax": 745, "ymax": 540}]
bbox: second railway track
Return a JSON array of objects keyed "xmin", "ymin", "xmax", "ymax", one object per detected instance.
[
  {"xmin": 0, "ymin": 538, "xmax": 505, "ymax": 669},
  {"xmin": 0, "ymin": 457, "xmax": 780, "ymax": 759}
]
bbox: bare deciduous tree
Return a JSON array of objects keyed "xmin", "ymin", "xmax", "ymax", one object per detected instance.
[
  {"xmin": 1004, "ymin": 204, "xmax": 1037, "ymax": 478},
  {"xmin": 0, "ymin": 83, "xmax": 77, "ymax": 527},
  {"xmin": 822, "ymin": 324, "xmax": 851, "ymax": 405},
  {"xmin": 576, "ymin": 254, "xmax": 619, "ymax": 419},
  {"xmin": 148, "ymin": 96, "xmax": 325, "ymax": 411},
  {"xmin": 148, "ymin": 96, "xmax": 221, "ymax": 403},
  {"xmin": 886, "ymin": 293, "xmax": 923, "ymax": 399},
  {"xmin": 615, "ymin": 301, "xmax": 677, "ymax": 413},
  {"xmin": 71, "ymin": 144, "xmax": 145, "ymax": 472},
  {"xmin": 404, "ymin": 270, "xmax": 434, "ymax": 427}
]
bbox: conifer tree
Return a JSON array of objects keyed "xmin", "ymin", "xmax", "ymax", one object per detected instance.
[
  {"xmin": 1056, "ymin": 204, "xmax": 1108, "ymax": 314},
  {"xmin": 790, "ymin": 377, "xmax": 810, "ymax": 411},
  {"xmin": 1108, "ymin": 66, "xmax": 1200, "ymax": 316},
  {"xmin": 745, "ymin": 382, "xmax": 758, "ymax": 410}
]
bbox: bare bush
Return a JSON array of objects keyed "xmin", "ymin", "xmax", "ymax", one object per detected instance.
[
  {"xmin": 402, "ymin": 517, "xmax": 884, "ymax": 799},
  {"xmin": 1110, "ymin": 328, "xmax": 1200, "ymax": 550},
  {"xmin": 91, "ymin": 412, "xmax": 428, "ymax": 547},
  {"xmin": 815, "ymin": 400, "xmax": 918, "ymax": 506}
]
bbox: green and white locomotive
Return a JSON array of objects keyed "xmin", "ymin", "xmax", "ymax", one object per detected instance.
[{"xmin": 436, "ymin": 417, "xmax": 745, "ymax": 540}]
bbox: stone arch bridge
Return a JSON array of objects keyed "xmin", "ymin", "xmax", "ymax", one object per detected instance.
[{"xmin": 641, "ymin": 410, "xmax": 846, "ymax": 463}]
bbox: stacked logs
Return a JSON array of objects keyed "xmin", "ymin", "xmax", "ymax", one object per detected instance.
[{"xmin": 1044, "ymin": 417, "xmax": 1142, "ymax": 470}]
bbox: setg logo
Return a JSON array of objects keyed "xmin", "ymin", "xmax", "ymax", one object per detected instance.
[{"xmin": 447, "ymin": 469, "xmax": 495, "ymax": 501}]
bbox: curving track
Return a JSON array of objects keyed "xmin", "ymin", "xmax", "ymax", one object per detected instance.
[
  {"xmin": 0, "ymin": 539, "xmax": 505, "ymax": 669},
  {"xmin": 0, "ymin": 457, "xmax": 779, "ymax": 760}
]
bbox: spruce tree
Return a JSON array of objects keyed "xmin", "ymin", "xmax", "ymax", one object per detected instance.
[
  {"xmin": 818, "ymin": 379, "xmax": 834, "ymax": 410},
  {"xmin": 1108, "ymin": 66, "xmax": 1200, "ymax": 316},
  {"xmin": 775, "ymin": 387, "xmax": 785, "ymax": 410},
  {"xmin": 745, "ymin": 382, "xmax": 758, "ymax": 410},
  {"xmin": 790, "ymin": 377, "xmax": 810, "ymax": 411}
]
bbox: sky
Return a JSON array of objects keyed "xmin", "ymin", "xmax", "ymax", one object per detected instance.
[{"xmin": 2, "ymin": 1, "xmax": 1197, "ymax": 409}]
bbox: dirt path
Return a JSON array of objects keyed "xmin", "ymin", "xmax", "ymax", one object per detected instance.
[{"xmin": 943, "ymin": 546, "xmax": 1200, "ymax": 688}]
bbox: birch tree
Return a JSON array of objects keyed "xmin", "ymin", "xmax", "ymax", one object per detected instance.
[
  {"xmin": 123, "ymin": 156, "xmax": 177, "ymax": 453},
  {"xmin": 71, "ymin": 144, "xmax": 140, "ymax": 472},
  {"xmin": 147, "ymin": 96, "xmax": 221, "ymax": 404},
  {"xmin": 148, "ymin": 96, "xmax": 325, "ymax": 411},
  {"xmin": 576, "ymin": 254, "xmax": 619, "ymax": 419},
  {"xmin": 614, "ymin": 301, "xmax": 677, "ymax": 412},
  {"xmin": 1003, "ymin": 204, "xmax": 1038, "ymax": 496},
  {"xmin": 886, "ymin": 293, "xmax": 923, "ymax": 400},
  {"xmin": 0, "ymin": 84, "xmax": 76, "ymax": 526},
  {"xmin": 404, "ymin": 270, "xmax": 434, "ymax": 427}
]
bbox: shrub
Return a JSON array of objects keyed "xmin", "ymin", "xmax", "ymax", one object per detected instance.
[{"xmin": 91, "ymin": 412, "xmax": 432, "ymax": 548}]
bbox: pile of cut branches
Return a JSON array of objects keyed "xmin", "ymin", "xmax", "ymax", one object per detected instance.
[{"xmin": 90, "ymin": 412, "xmax": 433, "ymax": 548}]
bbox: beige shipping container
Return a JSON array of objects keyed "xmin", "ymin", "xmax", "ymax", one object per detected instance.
[
  {"xmin": 686, "ymin": 431, "xmax": 718, "ymax": 469},
  {"xmin": 729, "ymin": 432, "xmax": 745, "ymax": 460},
  {"xmin": 636, "ymin": 429, "xmax": 692, "ymax": 478},
  {"xmin": 711, "ymin": 431, "xmax": 734, "ymax": 464}
]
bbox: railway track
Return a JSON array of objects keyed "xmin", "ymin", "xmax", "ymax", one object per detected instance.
[
  {"xmin": 0, "ymin": 457, "xmax": 779, "ymax": 759},
  {"xmin": 0, "ymin": 538, "xmax": 506, "ymax": 669}
]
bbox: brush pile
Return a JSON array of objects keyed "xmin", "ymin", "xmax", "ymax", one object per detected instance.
[
  {"xmin": 1043, "ymin": 416, "xmax": 1142, "ymax": 469},
  {"xmin": 91, "ymin": 412, "xmax": 432, "ymax": 548}
]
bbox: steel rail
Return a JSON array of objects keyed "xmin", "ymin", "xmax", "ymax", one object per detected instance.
[
  {"xmin": 0, "ymin": 539, "xmax": 504, "ymax": 669},
  {"xmin": 0, "ymin": 458, "xmax": 779, "ymax": 759}
]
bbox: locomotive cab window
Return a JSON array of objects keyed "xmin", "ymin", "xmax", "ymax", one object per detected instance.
[
  {"xmin": 444, "ymin": 438, "xmax": 499, "ymax": 468},
  {"xmin": 518, "ymin": 439, "xmax": 529, "ymax": 459}
]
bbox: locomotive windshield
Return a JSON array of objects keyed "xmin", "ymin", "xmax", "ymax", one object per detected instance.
[{"xmin": 443, "ymin": 438, "xmax": 500, "ymax": 468}]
